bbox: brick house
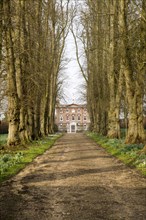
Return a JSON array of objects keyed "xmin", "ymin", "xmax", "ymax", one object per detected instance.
[{"xmin": 55, "ymin": 103, "xmax": 90, "ymax": 133}]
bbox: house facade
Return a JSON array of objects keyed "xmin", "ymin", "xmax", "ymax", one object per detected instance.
[{"xmin": 55, "ymin": 103, "xmax": 90, "ymax": 133}]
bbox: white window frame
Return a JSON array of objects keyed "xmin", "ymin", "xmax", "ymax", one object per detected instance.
[
  {"xmin": 66, "ymin": 115, "xmax": 69, "ymax": 121},
  {"xmin": 60, "ymin": 115, "xmax": 63, "ymax": 121},
  {"xmin": 84, "ymin": 115, "xmax": 86, "ymax": 121}
]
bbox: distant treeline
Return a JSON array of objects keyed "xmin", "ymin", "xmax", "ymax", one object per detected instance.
[
  {"xmin": 120, "ymin": 118, "xmax": 146, "ymax": 130},
  {"xmin": 0, "ymin": 119, "xmax": 146, "ymax": 135},
  {"xmin": 0, "ymin": 121, "xmax": 8, "ymax": 134}
]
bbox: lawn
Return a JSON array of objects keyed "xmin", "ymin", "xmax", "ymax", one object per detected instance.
[{"xmin": 87, "ymin": 132, "xmax": 146, "ymax": 176}]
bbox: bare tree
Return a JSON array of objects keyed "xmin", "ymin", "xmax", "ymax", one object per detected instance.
[
  {"xmin": 73, "ymin": 0, "xmax": 146, "ymax": 143},
  {"xmin": 2, "ymin": 0, "xmax": 73, "ymax": 146},
  {"xmin": 118, "ymin": 0, "xmax": 145, "ymax": 143}
]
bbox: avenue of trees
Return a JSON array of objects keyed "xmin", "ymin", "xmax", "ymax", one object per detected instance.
[
  {"xmin": 0, "ymin": 0, "xmax": 145, "ymax": 147},
  {"xmin": 74, "ymin": 0, "xmax": 146, "ymax": 144},
  {"xmin": 0, "ymin": 0, "xmax": 72, "ymax": 146}
]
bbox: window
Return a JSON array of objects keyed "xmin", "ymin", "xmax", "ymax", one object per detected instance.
[
  {"xmin": 78, "ymin": 108, "xmax": 80, "ymax": 112},
  {"xmin": 66, "ymin": 108, "xmax": 69, "ymax": 113},
  {"xmin": 84, "ymin": 115, "xmax": 86, "ymax": 121},
  {"xmin": 60, "ymin": 115, "xmax": 63, "ymax": 121},
  {"xmin": 78, "ymin": 115, "xmax": 80, "ymax": 121},
  {"xmin": 60, "ymin": 108, "xmax": 63, "ymax": 113},
  {"xmin": 72, "ymin": 115, "xmax": 75, "ymax": 120},
  {"xmin": 66, "ymin": 115, "xmax": 69, "ymax": 121}
]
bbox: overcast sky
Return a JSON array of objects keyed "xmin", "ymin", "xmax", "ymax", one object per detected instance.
[{"xmin": 61, "ymin": 30, "xmax": 86, "ymax": 105}]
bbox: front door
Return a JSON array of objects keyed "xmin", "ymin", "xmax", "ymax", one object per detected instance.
[
  {"xmin": 71, "ymin": 125, "xmax": 75, "ymax": 133},
  {"xmin": 70, "ymin": 122, "xmax": 76, "ymax": 133}
]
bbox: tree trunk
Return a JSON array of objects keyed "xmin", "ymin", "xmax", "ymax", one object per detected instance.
[
  {"xmin": 119, "ymin": 0, "xmax": 146, "ymax": 144},
  {"xmin": 0, "ymin": 0, "xmax": 3, "ymax": 65},
  {"xmin": 4, "ymin": 1, "xmax": 20, "ymax": 146},
  {"xmin": 107, "ymin": 0, "xmax": 121, "ymax": 139}
]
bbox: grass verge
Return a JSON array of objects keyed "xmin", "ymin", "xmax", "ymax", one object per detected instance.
[
  {"xmin": 87, "ymin": 132, "xmax": 146, "ymax": 176},
  {"xmin": 0, "ymin": 134, "xmax": 62, "ymax": 183}
]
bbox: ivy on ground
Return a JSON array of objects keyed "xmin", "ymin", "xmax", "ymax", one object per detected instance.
[{"xmin": 87, "ymin": 132, "xmax": 146, "ymax": 176}]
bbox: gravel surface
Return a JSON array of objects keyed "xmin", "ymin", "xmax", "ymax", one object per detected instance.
[{"xmin": 0, "ymin": 133, "xmax": 146, "ymax": 220}]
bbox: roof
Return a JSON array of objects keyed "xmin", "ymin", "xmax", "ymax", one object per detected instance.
[{"xmin": 56, "ymin": 103, "xmax": 87, "ymax": 108}]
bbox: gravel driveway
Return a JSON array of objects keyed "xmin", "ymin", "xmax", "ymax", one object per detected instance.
[{"xmin": 0, "ymin": 133, "xmax": 146, "ymax": 220}]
